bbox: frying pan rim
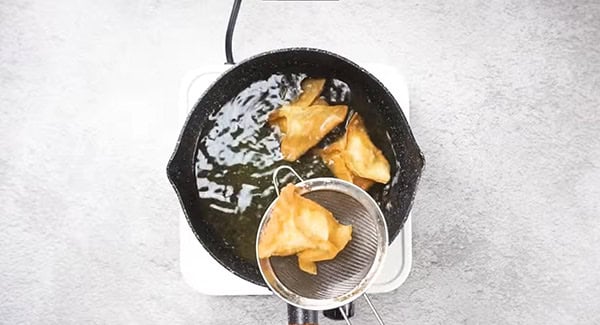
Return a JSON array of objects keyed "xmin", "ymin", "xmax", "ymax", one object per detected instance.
[{"xmin": 166, "ymin": 47, "xmax": 425, "ymax": 287}]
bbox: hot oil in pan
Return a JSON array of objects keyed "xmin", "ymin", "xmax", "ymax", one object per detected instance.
[{"xmin": 195, "ymin": 74, "xmax": 398, "ymax": 264}]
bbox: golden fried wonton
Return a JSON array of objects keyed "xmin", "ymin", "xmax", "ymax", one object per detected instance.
[
  {"xmin": 268, "ymin": 104, "xmax": 348, "ymax": 161},
  {"xmin": 257, "ymin": 184, "xmax": 352, "ymax": 275},
  {"xmin": 320, "ymin": 113, "xmax": 391, "ymax": 189},
  {"xmin": 292, "ymin": 78, "xmax": 326, "ymax": 107},
  {"xmin": 268, "ymin": 78, "xmax": 348, "ymax": 161},
  {"xmin": 320, "ymin": 137, "xmax": 375, "ymax": 191}
]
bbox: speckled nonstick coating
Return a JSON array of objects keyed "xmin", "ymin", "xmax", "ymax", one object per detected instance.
[{"xmin": 167, "ymin": 47, "xmax": 424, "ymax": 286}]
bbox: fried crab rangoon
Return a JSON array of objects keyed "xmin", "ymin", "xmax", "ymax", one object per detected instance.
[
  {"xmin": 257, "ymin": 184, "xmax": 352, "ymax": 275},
  {"xmin": 292, "ymin": 78, "xmax": 326, "ymax": 107},
  {"xmin": 320, "ymin": 113, "xmax": 391, "ymax": 190},
  {"xmin": 268, "ymin": 78, "xmax": 348, "ymax": 161}
]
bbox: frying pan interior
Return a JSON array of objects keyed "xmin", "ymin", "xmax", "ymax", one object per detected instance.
[{"xmin": 167, "ymin": 48, "xmax": 424, "ymax": 286}]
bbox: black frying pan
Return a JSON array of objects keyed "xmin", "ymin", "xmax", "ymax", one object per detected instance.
[
  {"xmin": 168, "ymin": 47, "xmax": 424, "ymax": 283},
  {"xmin": 167, "ymin": 1, "xmax": 424, "ymax": 323}
]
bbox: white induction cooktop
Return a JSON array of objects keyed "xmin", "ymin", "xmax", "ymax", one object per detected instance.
[{"xmin": 177, "ymin": 62, "xmax": 413, "ymax": 295}]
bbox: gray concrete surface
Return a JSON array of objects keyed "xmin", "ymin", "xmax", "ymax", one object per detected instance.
[{"xmin": 1, "ymin": 0, "xmax": 599, "ymax": 324}]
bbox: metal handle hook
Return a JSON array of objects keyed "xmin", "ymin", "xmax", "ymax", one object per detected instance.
[{"xmin": 272, "ymin": 165, "xmax": 304, "ymax": 196}]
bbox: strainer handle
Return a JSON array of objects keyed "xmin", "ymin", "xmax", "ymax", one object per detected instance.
[{"xmin": 272, "ymin": 165, "xmax": 305, "ymax": 196}]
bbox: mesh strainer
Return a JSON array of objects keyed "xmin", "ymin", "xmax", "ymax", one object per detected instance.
[{"xmin": 256, "ymin": 166, "xmax": 388, "ymax": 325}]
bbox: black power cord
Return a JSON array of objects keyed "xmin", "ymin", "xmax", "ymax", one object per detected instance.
[{"xmin": 225, "ymin": 0, "xmax": 242, "ymax": 64}]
